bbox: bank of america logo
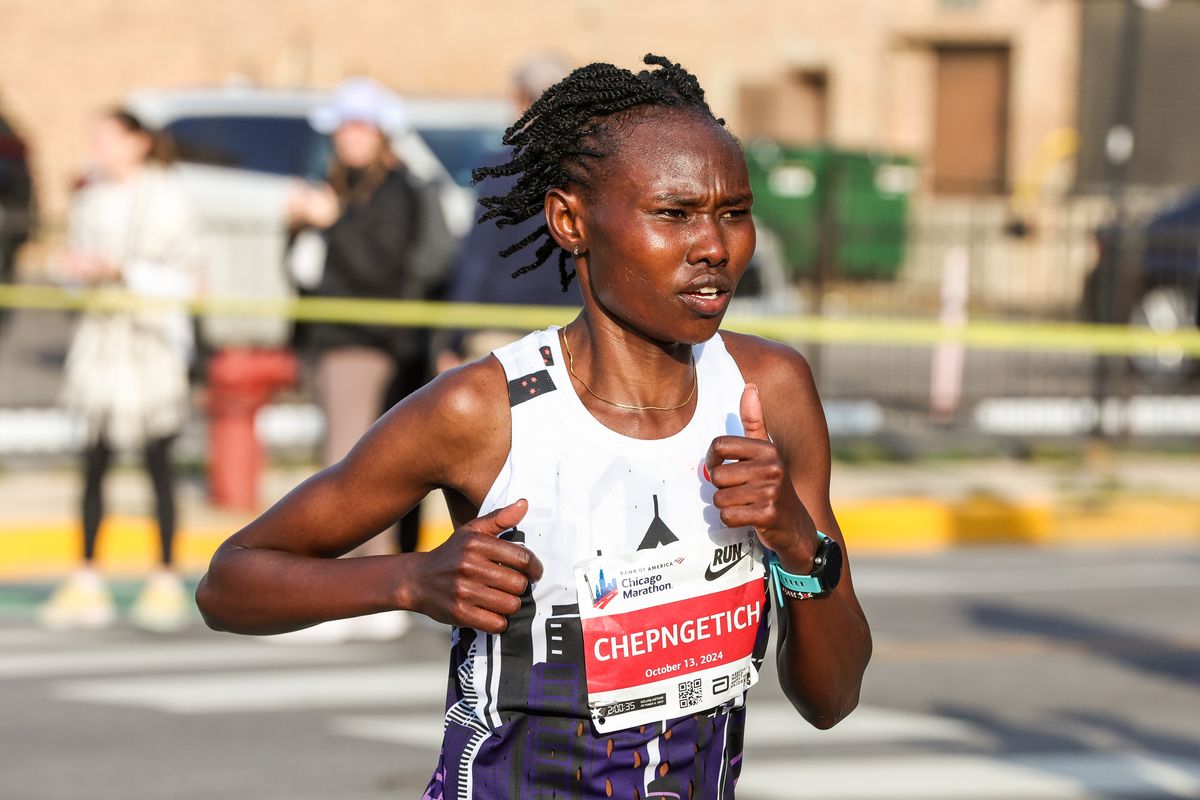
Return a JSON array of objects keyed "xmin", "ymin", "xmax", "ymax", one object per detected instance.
[{"xmin": 589, "ymin": 568, "xmax": 619, "ymax": 609}]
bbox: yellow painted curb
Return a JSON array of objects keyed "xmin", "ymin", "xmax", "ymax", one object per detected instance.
[
  {"xmin": 835, "ymin": 495, "xmax": 1200, "ymax": 550},
  {"xmin": 0, "ymin": 516, "xmax": 457, "ymax": 580},
  {"xmin": 3, "ymin": 497, "xmax": 1197, "ymax": 581},
  {"xmin": 0, "ymin": 517, "xmax": 234, "ymax": 580}
]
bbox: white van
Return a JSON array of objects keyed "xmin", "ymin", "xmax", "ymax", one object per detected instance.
[{"xmin": 125, "ymin": 86, "xmax": 513, "ymax": 348}]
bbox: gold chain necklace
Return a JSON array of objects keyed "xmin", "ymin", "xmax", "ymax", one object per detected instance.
[{"xmin": 560, "ymin": 328, "xmax": 696, "ymax": 412}]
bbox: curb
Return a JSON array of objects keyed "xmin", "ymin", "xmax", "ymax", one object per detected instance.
[
  {"xmin": 2, "ymin": 497, "xmax": 1198, "ymax": 581},
  {"xmin": 834, "ymin": 495, "xmax": 1200, "ymax": 551}
]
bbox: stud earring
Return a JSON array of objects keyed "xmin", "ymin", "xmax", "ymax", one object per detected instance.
[{"xmin": 572, "ymin": 246, "xmax": 580, "ymax": 256}]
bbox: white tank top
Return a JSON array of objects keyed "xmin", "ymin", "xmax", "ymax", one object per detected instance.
[
  {"xmin": 433, "ymin": 326, "xmax": 771, "ymax": 798},
  {"xmin": 482, "ymin": 324, "xmax": 752, "ymax": 590}
]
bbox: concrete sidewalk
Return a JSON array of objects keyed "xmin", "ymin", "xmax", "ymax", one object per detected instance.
[{"xmin": 1, "ymin": 455, "xmax": 1198, "ymax": 581}]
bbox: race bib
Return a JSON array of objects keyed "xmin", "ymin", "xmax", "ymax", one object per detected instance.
[{"xmin": 573, "ymin": 528, "xmax": 767, "ymax": 732}]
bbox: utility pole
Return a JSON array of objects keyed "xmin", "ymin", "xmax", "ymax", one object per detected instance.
[{"xmin": 1090, "ymin": 0, "xmax": 1146, "ymax": 447}]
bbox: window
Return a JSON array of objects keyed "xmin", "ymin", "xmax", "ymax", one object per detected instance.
[
  {"xmin": 737, "ymin": 70, "xmax": 829, "ymax": 144},
  {"xmin": 413, "ymin": 127, "xmax": 507, "ymax": 187},
  {"xmin": 165, "ymin": 116, "xmax": 329, "ymax": 179}
]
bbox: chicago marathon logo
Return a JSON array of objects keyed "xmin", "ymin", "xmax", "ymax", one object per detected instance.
[{"xmin": 588, "ymin": 567, "xmax": 619, "ymax": 609}]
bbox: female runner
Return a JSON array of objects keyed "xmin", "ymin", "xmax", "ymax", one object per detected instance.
[{"xmin": 198, "ymin": 54, "xmax": 871, "ymax": 799}]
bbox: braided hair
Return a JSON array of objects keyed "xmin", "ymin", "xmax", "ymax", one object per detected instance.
[{"xmin": 472, "ymin": 53, "xmax": 728, "ymax": 291}]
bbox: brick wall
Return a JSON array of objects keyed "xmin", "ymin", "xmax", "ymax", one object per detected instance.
[{"xmin": 0, "ymin": 0, "xmax": 1080, "ymax": 223}]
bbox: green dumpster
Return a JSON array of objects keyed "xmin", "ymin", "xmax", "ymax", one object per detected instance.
[{"xmin": 745, "ymin": 141, "xmax": 916, "ymax": 280}]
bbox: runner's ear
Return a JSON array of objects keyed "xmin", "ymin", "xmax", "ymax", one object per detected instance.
[{"xmin": 740, "ymin": 384, "xmax": 769, "ymax": 441}]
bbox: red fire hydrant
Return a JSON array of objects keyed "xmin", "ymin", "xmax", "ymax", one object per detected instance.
[{"xmin": 206, "ymin": 347, "xmax": 298, "ymax": 511}]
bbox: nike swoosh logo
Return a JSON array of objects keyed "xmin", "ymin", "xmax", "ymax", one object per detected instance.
[{"xmin": 704, "ymin": 549, "xmax": 749, "ymax": 581}]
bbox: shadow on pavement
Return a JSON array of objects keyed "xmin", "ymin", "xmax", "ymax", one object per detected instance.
[
  {"xmin": 1060, "ymin": 709, "xmax": 1200, "ymax": 760},
  {"xmin": 966, "ymin": 601, "xmax": 1200, "ymax": 687},
  {"xmin": 931, "ymin": 702, "xmax": 1200, "ymax": 797}
]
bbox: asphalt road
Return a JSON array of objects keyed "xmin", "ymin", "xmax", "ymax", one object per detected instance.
[{"xmin": 1, "ymin": 544, "xmax": 1197, "ymax": 800}]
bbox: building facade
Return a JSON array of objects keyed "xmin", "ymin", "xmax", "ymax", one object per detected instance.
[{"xmin": 0, "ymin": 0, "xmax": 1084, "ymax": 222}]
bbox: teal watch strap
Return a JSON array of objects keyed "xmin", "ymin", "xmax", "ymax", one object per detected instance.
[{"xmin": 767, "ymin": 532, "xmax": 829, "ymax": 606}]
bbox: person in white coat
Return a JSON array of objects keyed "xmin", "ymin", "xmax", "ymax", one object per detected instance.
[{"xmin": 39, "ymin": 109, "xmax": 201, "ymax": 633}]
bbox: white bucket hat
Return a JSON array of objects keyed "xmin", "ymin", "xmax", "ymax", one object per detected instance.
[{"xmin": 308, "ymin": 77, "xmax": 407, "ymax": 135}]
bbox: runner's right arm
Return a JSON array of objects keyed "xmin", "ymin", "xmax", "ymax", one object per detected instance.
[{"xmin": 195, "ymin": 358, "xmax": 542, "ymax": 636}]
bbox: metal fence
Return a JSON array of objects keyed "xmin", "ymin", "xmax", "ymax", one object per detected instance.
[
  {"xmin": 1, "ymin": 197, "xmax": 1198, "ymax": 460},
  {"xmin": 751, "ymin": 192, "xmax": 1200, "ymax": 443}
]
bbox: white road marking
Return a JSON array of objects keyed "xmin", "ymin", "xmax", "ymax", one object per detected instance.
[
  {"xmin": 329, "ymin": 705, "xmax": 982, "ymax": 751},
  {"xmin": 54, "ymin": 663, "xmax": 448, "ymax": 713},
  {"xmin": 0, "ymin": 628, "xmax": 70, "ymax": 647},
  {"xmin": 736, "ymin": 752, "xmax": 1200, "ymax": 800},
  {"xmin": 855, "ymin": 561, "xmax": 1200, "ymax": 597},
  {"xmin": 0, "ymin": 640, "xmax": 361, "ymax": 679},
  {"xmin": 332, "ymin": 712, "xmax": 443, "ymax": 748},
  {"xmin": 24, "ymin": 626, "xmax": 1200, "ymax": 799},
  {"xmin": 744, "ymin": 705, "xmax": 982, "ymax": 746}
]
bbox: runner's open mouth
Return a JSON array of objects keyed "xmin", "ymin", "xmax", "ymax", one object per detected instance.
[{"xmin": 683, "ymin": 288, "xmax": 728, "ymax": 299}]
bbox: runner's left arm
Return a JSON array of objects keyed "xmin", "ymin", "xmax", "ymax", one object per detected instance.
[{"xmin": 709, "ymin": 334, "xmax": 872, "ymax": 729}]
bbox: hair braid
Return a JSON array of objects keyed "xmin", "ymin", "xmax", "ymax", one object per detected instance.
[{"xmin": 472, "ymin": 53, "xmax": 725, "ymax": 290}]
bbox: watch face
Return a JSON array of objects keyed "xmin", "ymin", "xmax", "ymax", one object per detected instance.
[{"xmin": 820, "ymin": 538, "xmax": 844, "ymax": 591}]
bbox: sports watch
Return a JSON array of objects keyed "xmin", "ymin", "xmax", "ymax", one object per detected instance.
[{"xmin": 767, "ymin": 532, "xmax": 843, "ymax": 604}]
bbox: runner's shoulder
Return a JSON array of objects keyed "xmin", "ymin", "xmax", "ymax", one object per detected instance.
[
  {"xmin": 419, "ymin": 354, "xmax": 509, "ymax": 441},
  {"xmin": 718, "ymin": 331, "xmax": 817, "ymax": 399},
  {"xmin": 386, "ymin": 354, "xmax": 510, "ymax": 490},
  {"xmin": 718, "ymin": 330, "xmax": 825, "ymax": 444}
]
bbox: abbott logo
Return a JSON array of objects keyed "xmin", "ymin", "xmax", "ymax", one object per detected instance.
[{"xmin": 704, "ymin": 542, "xmax": 748, "ymax": 581}]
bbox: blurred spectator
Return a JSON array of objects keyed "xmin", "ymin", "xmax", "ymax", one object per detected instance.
[
  {"xmin": 435, "ymin": 53, "xmax": 579, "ymax": 373},
  {"xmin": 282, "ymin": 78, "xmax": 427, "ymax": 642},
  {"xmin": 38, "ymin": 109, "xmax": 200, "ymax": 633},
  {"xmin": 0, "ymin": 97, "xmax": 36, "ymax": 291}
]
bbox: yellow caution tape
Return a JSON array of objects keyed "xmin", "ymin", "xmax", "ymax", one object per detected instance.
[{"xmin": 2, "ymin": 282, "xmax": 1199, "ymax": 358}]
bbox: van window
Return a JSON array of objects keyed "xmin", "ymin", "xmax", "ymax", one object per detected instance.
[
  {"xmin": 165, "ymin": 116, "xmax": 329, "ymax": 179},
  {"xmin": 414, "ymin": 127, "xmax": 506, "ymax": 187}
]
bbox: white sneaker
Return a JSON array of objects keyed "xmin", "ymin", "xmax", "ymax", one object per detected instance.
[
  {"xmin": 37, "ymin": 569, "xmax": 117, "ymax": 631},
  {"xmin": 129, "ymin": 571, "xmax": 191, "ymax": 633}
]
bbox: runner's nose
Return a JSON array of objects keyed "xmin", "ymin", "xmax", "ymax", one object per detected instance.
[{"xmin": 686, "ymin": 216, "xmax": 729, "ymax": 269}]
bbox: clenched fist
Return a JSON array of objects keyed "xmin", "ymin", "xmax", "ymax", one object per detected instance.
[{"xmin": 407, "ymin": 499, "xmax": 543, "ymax": 634}]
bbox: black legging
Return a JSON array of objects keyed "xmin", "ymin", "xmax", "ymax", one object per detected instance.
[{"xmin": 82, "ymin": 435, "xmax": 177, "ymax": 566}]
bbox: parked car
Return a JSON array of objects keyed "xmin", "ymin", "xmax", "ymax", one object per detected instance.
[
  {"xmin": 0, "ymin": 109, "xmax": 36, "ymax": 287},
  {"xmin": 124, "ymin": 86, "xmax": 513, "ymax": 349},
  {"xmin": 1084, "ymin": 190, "xmax": 1200, "ymax": 381}
]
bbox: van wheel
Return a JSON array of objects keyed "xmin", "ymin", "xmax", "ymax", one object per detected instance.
[{"xmin": 1128, "ymin": 283, "xmax": 1198, "ymax": 382}]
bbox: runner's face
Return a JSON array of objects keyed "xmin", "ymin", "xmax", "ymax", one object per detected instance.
[{"xmin": 578, "ymin": 111, "xmax": 755, "ymax": 345}]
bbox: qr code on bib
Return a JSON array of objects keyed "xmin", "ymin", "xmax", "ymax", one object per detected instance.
[{"xmin": 677, "ymin": 678, "xmax": 703, "ymax": 709}]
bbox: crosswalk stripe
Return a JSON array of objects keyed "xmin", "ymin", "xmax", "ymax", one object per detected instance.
[
  {"xmin": 734, "ymin": 752, "xmax": 1200, "ymax": 800},
  {"xmin": 331, "ymin": 712, "xmax": 443, "ymax": 748},
  {"xmin": 328, "ymin": 706, "xmax": 982, "ymax": 750},
  {"xmin": 854, "ymin": 561, "xmax": 1200, "ymax": 597},
  {"xmin": 0, "ymin": 628, "xmax": 71, "ymax": 647},
  {"xmin": 18, "ymin": 625, "xmax": 1198, "ymax": 800},
  {"xmin": 54, "ymin": 663, "xmax": 448, "ymax": 713},
  {"xmin": 0, "ymin": 639, "xmax": 362, "ymax": 679},
  {"xmin": 743, "ymin": 705, "xmax": 981, "ymax": 746},
  {"xmin": 331, "ymin": 712, "xmax": 1199, "ymax": 800}
]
